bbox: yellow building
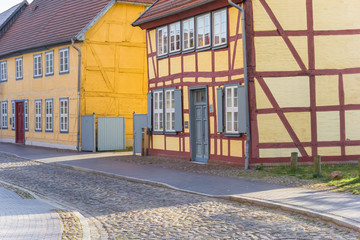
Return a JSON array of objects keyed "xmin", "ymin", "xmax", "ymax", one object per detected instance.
[
  {"xmin": 0, "ymin": 0, "xmax": 152, "ymax": 150},
  {"xmin": 133, "ymin": 0, "xmax": 360, "ymax": 166}
]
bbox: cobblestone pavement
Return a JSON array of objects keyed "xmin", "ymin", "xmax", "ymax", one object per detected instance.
[{"xmin": 0, "ymin": 154, "xmax": 359, "ymax": 240}]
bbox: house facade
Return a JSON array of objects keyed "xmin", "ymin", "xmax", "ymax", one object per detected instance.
[
  {"xmin": 133, "ymin": 0, "xmax": 360, "ymax": 166},
  {"xmin": 0, "ymin": 0, "xmax": 152, "ymax": 150}
]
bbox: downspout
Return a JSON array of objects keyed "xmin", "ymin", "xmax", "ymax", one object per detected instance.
[
  {"xmin": 228, "ymin": 0, "xmax": 250, "ymax": 169},
  {"xmin": 71, "ymin": 38, "xmax": 82, "ymax": 151}
]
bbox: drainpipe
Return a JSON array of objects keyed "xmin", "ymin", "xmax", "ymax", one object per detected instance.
[
  {"xmin": 71, "ymin": 38, "xmax": 82, "ymax": 151},
  {"xmin": 228, "ymin": 0, "xmax": 250, "ymax": 170}
]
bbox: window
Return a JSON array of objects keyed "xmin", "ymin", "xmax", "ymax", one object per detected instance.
[
  {"xmin": 0, "ymin": 61, "xmax": 7, "ymax": 82},
  {"xmin": 182, "ymin": 18, "xmax": 194, "ymax": 51},
  {"xmin": 35, "ymin": 100, "xmax": 42, "ymax": 131},
  {"xmin": 11, "ymin": 101, "xmax": 15, "ymax": 130},
  {"xmin": 197, "ymin": 13, "xmax": 211, "ymax": 49},
  {"xmin": 60, "ymin": 98, "xmax": 69, "ymax": 133},
  {"xmin": 169, "ymin": 22, "xmax": 181, "ymax": 53},
  {"xmin": 213, "ymin": 9, "xmax": 227, "ymax": 47},
  {"xmin": 59, "ymin": 48, "xmax": 69, "ymax": 74},
  {"xmin": 24, "ymin": 100, "xmax": 28, "ymax": 131},
  {"xmin": 45, "ymin": 99, "xmax": 53, "ymax": 132},
  {"xmin": 225, "ymin": 86, "xmax": 238, "ymax": 133},
  {"xmin": 1, "ymin": 101, "xmax": 8, "ymax": 129},
  {"xmin": 45, "ymin": 51, "xmax": 54, "ymax": 76},
  {"xmin": 153, "ymin": 91, "xmax": 163, "ymax": 131},
  {"xmin": 157, "ymin": 26, "xmax": 168, "ymax": 56},
  {"xmin": 165, "ymin": 89, "xmax": 175, "ymax": 132},
  {"xmin": 15, "ymin": 57, "xmax": 23, "ymax": 80},
  {"xmin": 33, "ymin": 54, "xmax": 42, "ymax": 78}
]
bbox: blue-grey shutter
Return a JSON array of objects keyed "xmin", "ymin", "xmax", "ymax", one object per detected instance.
[
  {"xmin": 238, "ymin": 85, "xmax": 247, "ymax": 134},
  {"xmin": 216, "ymin": 87, "xmax": 224, "ymax": 133},
  {"xmin": 147, "ymin": 92, "xmax": 152, "ymax": 130},
  {"xmin": 174, "ymin": 89, "xmax": 183, "ymax": 132}
]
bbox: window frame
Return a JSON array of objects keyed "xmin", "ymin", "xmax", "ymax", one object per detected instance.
[
  {"xmin": 45, "ymin": 99, "xmax": 53, "ymax": 132},
  {"xmin": 169, "ymin": 21, "xmax": 181, "ymax": 54},
  {"xmin": 152, "ymin": 90, "xmax": 164, "ymax": 133},
  {"xmin": 1, "ymin": 101, "xmax": 8, "ymax": 129},
  {"xmin": 59, "ymin": 47, "xmax": 70, "ymax": 74},
  {"xmin": 59, "ymin": 98, "xmax": 69, "ymax": 133},
  {"xmin": 15, "ymin": 57, "xmax": 23, "ymax": 80},
  {"xmin": 33, "ymin": 54, "xmax": 43, "ymax": 78},
  {"xmin": 224, "ymin": 84, "xmax": 239, "ymax": 135},
  {"xmin": 0, "ymin": 60, "xmax": 7, "ymax": 82},
  {"xmin": 212, "ymin": 8, "xmax": 228, "ymax": 48},
  {"xmin": 45, "ymin": 50, "xmax": 54, "ymax": 76},
  {"xmin": 11, "ymin": 101, "xmax": 15, "ymax": 130},
  {"xmin": 157, "ymin": 25, "xmax": 169, "ymax": 57},
  {"xmin": 24, "ymin": 100, "xmax": 29, "ymax": 131},
  {"xmin": 35, "ymin": 99, "xmax": 42, "ymax": 132},
  {"xmin": 164, "ymin": 88, "xmax": 176, "ymax": 133},
  {"xmin": 182, "ymin": 17, "xmax": 195, "ymax": 52},
  {"xmin": 196, "ymin": 13, "xmax": 211, "ymax": 50}
]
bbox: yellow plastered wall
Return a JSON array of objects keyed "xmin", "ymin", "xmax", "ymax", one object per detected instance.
[
  {"xmin": 0, "ymin": 45, "xmax": 79, "ymax": 148},
  {"xmin": 82, "ymin": 2, "xmax": 148, "ymax": 147}
]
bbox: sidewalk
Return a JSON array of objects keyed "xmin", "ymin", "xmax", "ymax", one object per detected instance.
[
  {"xmin": 0, "ymin": 184, "xmax": 62, "ymax": 240},
  {"xmin": 0, "ymin": 142, "xmax": 360, "ymax": 232}
]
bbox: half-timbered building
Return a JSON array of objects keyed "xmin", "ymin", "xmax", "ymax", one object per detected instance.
[
  {"xmin": 133, "ymin": 0, "xmax": 360, "ymax": 166},
  {"xmin": 0, "ymin": 0, "xmax": 152, "ymax": 150}
]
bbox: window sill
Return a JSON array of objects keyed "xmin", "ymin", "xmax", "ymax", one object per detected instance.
[{"xmin": 224, "ymin": 133, "xmax": 241, "ymax": 137}]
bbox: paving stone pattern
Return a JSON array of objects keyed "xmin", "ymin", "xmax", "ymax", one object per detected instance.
[
  {"xmin": 0, "ymin": 155, "xmax": 359, "ymax": 240},
  {"xmin": 0, "ymin": 186, "xmax": 61, "ymax": 240}
]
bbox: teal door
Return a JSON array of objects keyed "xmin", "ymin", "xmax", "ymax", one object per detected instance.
[{"xmin": 190, "ymin": 88, "xmax": 209, "ymax": 163}]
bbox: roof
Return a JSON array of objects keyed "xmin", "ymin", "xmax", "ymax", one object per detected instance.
[
  {"xmin": 132, "ymin": 0, "xmax": 218, "ymax": 27},
  {"xmin": 0, "ymin": 0, "xmax": 153, "ymax": 58},
  {"xmin": 0, "ymin": 1, "xmax": 28, "ymax": 37}
]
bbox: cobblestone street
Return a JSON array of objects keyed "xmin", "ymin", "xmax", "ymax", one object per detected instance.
[{"xmin": 0, "ymin": 154, "xmax": 359, "ymax": 240}]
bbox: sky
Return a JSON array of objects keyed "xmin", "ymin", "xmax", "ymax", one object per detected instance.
[{"xmin": 0, "ymin": 0, "xmax": 34, "ymax": 13}]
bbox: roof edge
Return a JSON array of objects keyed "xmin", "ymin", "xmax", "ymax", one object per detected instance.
[
  {"xmin": 132, "ymin": 0, "xmax": 218, "ymax": 27},
  {"xmin": 131, "ymin": 0, "xmax": 159, "ymax": 27},
  {"xmin": 75, "ymin": 0, "xmax": 116, "ymax": 41},
  {"xmin": 0, "ymin": 39, "xmax": 72, "ymax": 60},
  {"xmin": 0, "ymin": 0, "xmax": 28, "ymax": 31}
]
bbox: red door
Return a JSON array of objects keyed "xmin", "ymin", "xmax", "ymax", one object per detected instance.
[{"xmin": 16, "ymin": 102, "xmax": 25, "ymax": 144}]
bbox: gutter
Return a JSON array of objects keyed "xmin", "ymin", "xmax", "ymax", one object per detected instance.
[
  {"xmin": 132, "ymin": 0, "xmax": 218, "ymax": 26},
  {"xmin": 71, "ymin": 38, "xmax": 82, "ymax": 152},
  {"xmin": 228, "ymin": 0, "xmax": 251, "ymax": 170}
]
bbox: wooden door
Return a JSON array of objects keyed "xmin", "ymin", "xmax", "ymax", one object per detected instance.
[{"xmin": 16, "ymin": 102, "xmax": 24, "ymax": 144}]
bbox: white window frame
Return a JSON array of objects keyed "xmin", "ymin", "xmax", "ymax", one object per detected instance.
[
  {"xmin": 59, "ymin": 98, "xmax": 69, "ymax": 133},
  {"xmin": 59, "ymin": 48, "xmax": 69, "ymax": 74},
  {"xmin": 24, "ymin": 100, "xmax": 28, "ymax": 131},
  {"xmin": 165, "ymin": 89, "xmax": 175, "ymax": 132},
  {"xmin": 15, "ymin": 57, "xmax": 23, "ymax": 80},
  {"xmin": 45, "ymin": 99, "xmax": 53, "ymax": 132},
  {"xmin": 153, "ymin": 91, "xmax": 163, "ymax": 132},
  {"xmin": 45, "ymin": 51, "xmax": 54, "ymax": 76},
  {"xmin": 225, "ymin": 86, "xmax": 239, "ymax": 134},
  {"xmin": 33, "ymin": 54, "xmax": 42, "ymax": 78},
  {"xmin": 182, "ymin": 18, "xmax": 195, "ymax": 51},
  {"xmin": 11, "ymin": 101, "xmax": 15, "ymax": 130},
  {"xmin": 213, "ymin": 8, "xmax": 228, "ymax": 47},
  {"xmin": 35, "ymin": 100, "xmax": 42, "ymax": 131},
  {"xmin": 0, "ymin": 61, "xmax": 7, "ymax": 82},
  {"xmin": 196, "ymin": 13, "xmax": 211, "ymax": 49},
  {"xmin": 157, "ymin": 26, "xmax": 168, "ymax": 57},
  {"xmin": 169, "ymin": 22, "xmax": 181, "ymax": 53},
  {"xmin": 1, "ymin": 101, "xmax": 8, "ymax": 129}
]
